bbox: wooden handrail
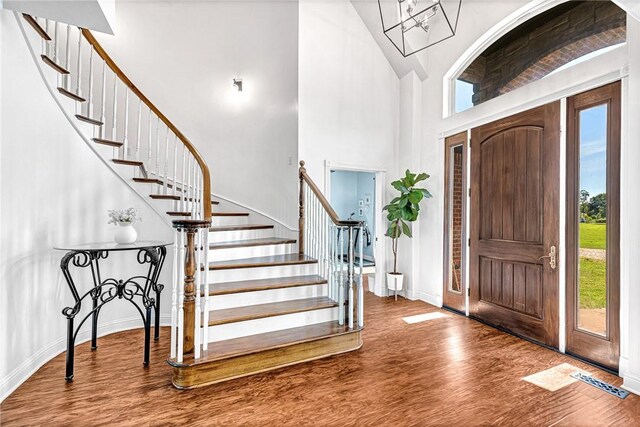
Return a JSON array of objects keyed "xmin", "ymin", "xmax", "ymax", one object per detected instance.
[
  {"xmin": 298, "ymin": 161, "xmax": 362, "ymax": 228},
  {"xmin": 298, "ymin": 159, "xmax": 363, "ymax": 255},
  {"xmin": 81, "ymin": 29, "xmax": 211, "ymax": 222}
]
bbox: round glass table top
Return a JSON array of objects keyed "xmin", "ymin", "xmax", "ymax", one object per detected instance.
[{"xmin": 53, "ymin": 241, "xmax": 172, "ymax": 252}]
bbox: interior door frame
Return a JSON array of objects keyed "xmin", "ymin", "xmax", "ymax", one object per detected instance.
[
  {"xmin": 565, "ymin": 81, "xmax": 621, "ymax": 370},
  {"xmin": 324, "ymin": 160, "xmax": 387, "ymax": 298},
  {"xmin": 442, "ymin": 132, "xmax": 468, "ymax": 313}
]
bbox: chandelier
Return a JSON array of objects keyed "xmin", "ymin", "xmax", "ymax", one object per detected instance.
[{"xmin": 378, "ymin": 0, "xmax": 462, "ymax": 57}]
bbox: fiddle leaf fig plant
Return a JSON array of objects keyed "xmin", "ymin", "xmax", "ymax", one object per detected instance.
[{"xmin": 383, "ymin": 170, "xmax": 432, "ymax": 274}]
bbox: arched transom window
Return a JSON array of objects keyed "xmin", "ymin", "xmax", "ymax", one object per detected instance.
[{"xmin": 455, "ymin": 1, "xmax": 626, "ymax": 113}]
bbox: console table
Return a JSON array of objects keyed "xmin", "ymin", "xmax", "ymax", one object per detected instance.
[{"xmin": 54, "ymin": 241, "xmax": 171, "ymax": 381}]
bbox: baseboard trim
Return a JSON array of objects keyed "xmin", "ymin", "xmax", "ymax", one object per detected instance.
[
  {"xmin": 622, "ymin": 372, "xmax": 640, "ymax": 396},
  {"xmin": 412, "ymin": 290, "xmax": 442, "ymax": 307},
  {"xmin": 1, "ymin": 315, "xmax": 171, "ymax": 403}
]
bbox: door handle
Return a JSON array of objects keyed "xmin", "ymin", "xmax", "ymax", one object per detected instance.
[{"xmin": 539, "ymin": 245, "xmax": 557, "ymax": 270}]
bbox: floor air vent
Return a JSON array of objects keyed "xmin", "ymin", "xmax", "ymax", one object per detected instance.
[{"xmin": 571, "ymin": 372, "xmax": 629, "ymax": 399}]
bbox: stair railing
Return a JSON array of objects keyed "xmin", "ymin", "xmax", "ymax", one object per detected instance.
[
  {"xmin": 23, "ymin": 15, "xmax": 212, "ymax": 363},
  {"xmin": 298, "ymin": 161, "xmax": 364, "ymax": 329}
]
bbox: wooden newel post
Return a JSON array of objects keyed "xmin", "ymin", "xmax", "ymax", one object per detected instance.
[
  {"xmin": 299, "ymin": 160, "xmax": 306, "ymax": 255},
  {"xmin": 183, "ymin": 227, "xmax": 197, "ymax": 354},
  {"xmin": 173, "ymin": 219, "xmax": 210, "ymax": 355}
]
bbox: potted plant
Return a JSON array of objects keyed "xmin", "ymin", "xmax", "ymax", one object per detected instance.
[
  {"xmin": 108, "ymin": 208, "xmax": 142, "ymax": 244},
  {"xmin": 383, "ymin": 170, "xmax": 431, "ymax": 299}
]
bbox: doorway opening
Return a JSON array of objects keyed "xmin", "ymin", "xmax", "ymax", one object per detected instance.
[{"xmin": 328, "ymin": 168, "xmax": 381, "ymax": 295}]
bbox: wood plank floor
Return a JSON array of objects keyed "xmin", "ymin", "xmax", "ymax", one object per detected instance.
[{"xmin": 2, "ymin": 293, "xmax": 639, "ymax": 426}]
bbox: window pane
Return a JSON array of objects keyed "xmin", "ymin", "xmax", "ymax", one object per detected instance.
[
  {"xmin": 577, "ymin": 104, "xmax": 607, "ymax": 336},
  {"xmin": 448, "ymin": 145, "xmax": 464, "ymax": 293}
]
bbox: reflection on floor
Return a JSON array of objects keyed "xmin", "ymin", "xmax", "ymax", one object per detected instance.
[{"xmin": 2, "ymin": 293, "xmax": 638, "ymax": 425}]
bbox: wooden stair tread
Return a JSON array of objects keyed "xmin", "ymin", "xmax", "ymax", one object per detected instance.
[
  {"xmin": 212, "ymin": 212, "xmax": 249, "ymax": 217},
  {"xmin": 209, "ymin": 237, "xmax": 296, "ymax": 250},
  {"xmin": 207, "ymin": 297, "xmax": 337, "ymax": 326},
  {"xmin": 209, "ymin": 224, "xmax": 274, "ymax": 232},
  {"xmin": 41, "ymin": 54, "xmax": 70, "ymax": 74},
  {"xmin": 57, "ymin": 87, "xmax": 86, "ymax": 102},
  {"xmin": 167, "ymin": 211, "xmax": 192, "ymax": 217},
  {"xmin": 174, "ymin": 321, "xmax": 355, "ymax": 366},
  {"xmin": 134, "ymin": 177, "xmax": 162, "ymax": 185},
  {"xmin": 205, "ymin": 275, "xmax": 327, "ymax": 296},
  {"xmin": 150, "ymin": 194, "xmax": 180, "ymax": 200},
  {"xmin": 93, "ymin": 137, "xmax": 123, "ymax": 147},
  {"xmin": 112, "ymin": 159, "xmax": 143, "ymax": 166},
  {"xmin": 206, "ymin": 253, "xmax": 316, "ymax": 270},
  {"xmin": 76, "ymin": 114, "xmax": 103, "ymax": 126},
  {"xmin": 23, "ymin": 14, "xmax": 51, "ymax": 41}
]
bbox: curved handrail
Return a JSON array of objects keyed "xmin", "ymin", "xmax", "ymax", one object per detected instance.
[
  {"xmin": 81, "ymin": 29, "xmax": 211, "ymax": 221},
  {"xmin": 298, "ymin": 161, "xmax": 362, "ymax": 228}
]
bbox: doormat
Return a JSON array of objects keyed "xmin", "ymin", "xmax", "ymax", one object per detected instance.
[
  {"xmin": 522, "ymin": 363, "xmax": 584, "ymax": 392},
  {"xmin": 571, "ymin": 372, "xmax": 630, "ymax": 399}
]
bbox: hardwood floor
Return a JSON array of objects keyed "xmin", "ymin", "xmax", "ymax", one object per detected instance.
[{"xmin": 2, "ymin": 293, "xmax": 638, "ymax": 426}]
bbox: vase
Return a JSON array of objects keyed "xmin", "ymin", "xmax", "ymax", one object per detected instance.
[
  {"xmin": 386, "ymin": 273, "xmax": 404, "ymax": 301},
  {"xmin": 114, "ymin": 222, "xmax": 137, "ymax": 244}
]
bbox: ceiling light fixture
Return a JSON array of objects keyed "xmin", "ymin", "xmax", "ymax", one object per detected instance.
[{"xmin": 378, "ymin": 0, "xmax": 462, "ymax": 57}]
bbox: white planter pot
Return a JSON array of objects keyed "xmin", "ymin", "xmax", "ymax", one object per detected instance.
[
  {"xmin": 114, "ymin": 222, "xmax": 137, "ymax": 244},
  {"xmin": 386, "ymin": 273, "xmax": 404, "ymax": 292}
]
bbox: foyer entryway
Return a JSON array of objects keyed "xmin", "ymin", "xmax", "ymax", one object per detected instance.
[{"xmin": 469, "ymin": 102, "xmax": 561, "ymax": 348}]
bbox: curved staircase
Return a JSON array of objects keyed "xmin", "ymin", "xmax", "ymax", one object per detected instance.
[{"xmin": 19, "ymin": 13, "xmax": 364, "ymax": 390}]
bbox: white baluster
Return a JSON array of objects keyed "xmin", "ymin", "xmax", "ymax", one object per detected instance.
[
  {"xmin": 348, "ymin": 227, "xmax": 354, "ymax": 329},
  {"xmin": 170, "ymin": 229, "xmax": 178, "ymax": 359},
  {"xmin": 45, "ymin": 20, "xmax": 50, "ymax": 57},
  {"xmin": 147, "ymin": 109, "xmax": 153, "ymax": 170},
  {"xmin": 123, "ymin": 88, "xmax": 129, "ymax": 159},
  {"xmin": 305, "ymin": 186, "xmax": 309, "ymax": 255},
  {"xmin": 187, "ymin": 156, "xmax": 193, "ymax": 214},
  {"xmin": 136, "ymin": 99, "xmax": 142, "ymax": 160},
  {"xmin": 338, "ymin": 227, "xmax": 345, "ymax": 326},
  {"xmin": 53, "ymin": 21, "xmax": 59, "ymax": 62},
  {"xmin": 192, "ymin": 158, "xmax": 197, "ymax": 216},
  {"xmin": 173, "ymin": 135, "xmax": 178, "ymax": 197},
  {"xmin": 76, "ymin": 30, "xmax": 82, "ymax": 96},
  {"xmin": 181, "ymin": 146, "xmax": 187, "ymax": 212},
  {"xmin": 177, "ymin": 229, "xmax": 185, "ymax": 363},
  {"xmin": 202, "ymin": 228, "xmax": 210, "ymax": 350},
  {"xmin": 155, "ymin": 118, "xmax": 161, "ymax": 178},
  {"xmin": 111, "ymin": 74, "xmax": 117, "ymax": 141},
  {"xmin": 164, "ymin": 128, "xmax": 169, "ymax": 195},
  {"xmin": 87, "ymin": 46, "xmax": 94, "ymax": 118},
  {"xmin": 64, "ymin": 24, "xmax": 70, "ymax": 89},
  {"xmin": 194, "ymin": 230, "xmax": 202, "ymax": 359},
  {"xmin": 358, "ymin": 225, "xmax": 364, "ymax": 328},
  {"xmin": 99, "ymin": 60, "xmax": 106, "ymax": 137}
]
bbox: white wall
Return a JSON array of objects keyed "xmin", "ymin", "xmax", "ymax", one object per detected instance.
[
  {"xmin": 0, "ymin": 11, "xmax": 173, "ymax": 401},
  {"xmin": 94, "ymin": 1, "xmax": 299, "ymax": 229},
  {"xmin": 620, "ymin": 12, "xmax": 640, "ymax": 395},
  {"xmin": 298, "ymin": 0, "xmax": 399, "ymax": 185},
  {"xmin": 298, "ymin": 0, "xmax": 400, "ymax": 285}
]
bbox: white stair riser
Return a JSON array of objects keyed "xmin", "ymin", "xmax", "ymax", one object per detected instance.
[
  {"xmin": 208, "ymin": 283, "xmax": 328, "ymax": 310},
  {"xmin": 208, "ymin": 263, "xmax": 318, "ymax": 283},
  {"xmin": 204, "ymin": 306, "xmax": 339, "ymax": 343},
  {"xmin": 208, "ymin": 243, "xmax": 294, "ymax": 262},
  {"xmin": 211, "ymin": 215, "xmax": 250, "ymax": 226},
  {"xmin": 208, "ymin": 228, "xmax": 275, "ymax": 243}
]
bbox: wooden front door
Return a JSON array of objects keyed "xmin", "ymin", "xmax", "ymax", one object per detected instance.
[{"xmin": 470, "ymin": 102, "xmax": 560, "ymax": 348}]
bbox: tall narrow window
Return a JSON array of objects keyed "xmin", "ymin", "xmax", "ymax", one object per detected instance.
[
  {"xmin": 566, "ymin": 82, "xmax": 620, "ymax": 370},
  {"xmin": 577, "ymin": 105, "xmax": 608, "ymax": 336},
  {"xmin": 443, "ymin": 133, "xmax": 467, "ymax": 313}
]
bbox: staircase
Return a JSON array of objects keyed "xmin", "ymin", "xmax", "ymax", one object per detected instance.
[{"xmin": 19, "ymin": 13, "xmax": 364, "ymax": 390}]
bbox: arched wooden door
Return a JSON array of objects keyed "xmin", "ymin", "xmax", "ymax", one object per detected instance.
[{"xmin": 469, "ymin": 102, "xmax": 560, "ymax": 348}]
